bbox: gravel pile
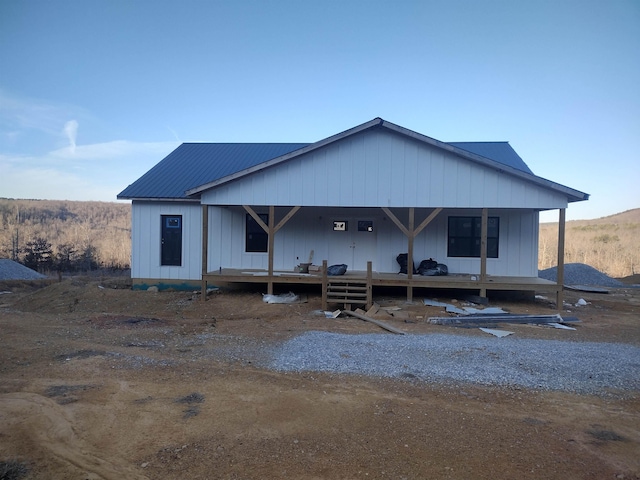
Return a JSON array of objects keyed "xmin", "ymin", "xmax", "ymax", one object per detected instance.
[
  {"xmin": 539, "ymin": 263, "xmax": 623, "ymax": 287},
  {"xmin": 269, "ymin": 331, "xmax": 640, "ymax": 395},
  {"xmin": 0, "ymin": 259, "xmax": 47, "ymax": 280}
]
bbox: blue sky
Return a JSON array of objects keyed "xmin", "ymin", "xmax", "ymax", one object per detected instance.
[{"xmin": 1, "ymin": 0, "xmax": 638, "ymax": 221}]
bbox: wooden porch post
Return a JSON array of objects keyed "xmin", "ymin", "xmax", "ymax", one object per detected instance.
[
  {"xmin": 267, "ymin": 205, "xmax": 275, "ymax": 294},
  {"xmin": 201, "ymin": 204, "xmax": 208, "ymax": 302},
  {"xmin": 479, "ymin": 208, "xmax": 488, "ymax": 298},
  {"xmin": 556, "ymin": 208, "xmax": 566, "ymax": 311},
  {"xmin": 382, "ymin": 207, "xmax": 442, "ymax": 303},
  {"xmin": 243, "ymin": 205, "xmax": 301, "ymax": 295},
  {"xmin": 322, "ymin": 260, "xmax": 328, "ymax": 311},
  {"xmin": 407, "ymin": 207, "xmax": 415, "ymax": 302},
  {"xmin": 366, "ymin": 261, "xmax": 373, "ymax": 310}
]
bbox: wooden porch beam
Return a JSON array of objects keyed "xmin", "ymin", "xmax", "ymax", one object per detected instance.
[
  {"xmin": 244, "ymin": 204, "xmax": 300, "ymax": 295},
  {"xmin": 381, "ymin": 207, "xmax": 410, "ymax": 237},
  {"xmin": 413, "ymin": 207, "xmax": 442, "ymax": 237},
  {"xmin": 382, "ymin": 206, "xmax": 443, "ymax": 304},
  {"xmin": 242, "ymin": 205, "xmax": 269, "ymax": 233},
  {"xmin": 274, "ymin": 206, "xmax": 301, "ymax": 233}
]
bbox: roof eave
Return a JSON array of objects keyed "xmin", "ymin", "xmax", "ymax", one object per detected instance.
[{"xmin": 117, "ymin": 195, "xmax": 200, "ymax": 203}]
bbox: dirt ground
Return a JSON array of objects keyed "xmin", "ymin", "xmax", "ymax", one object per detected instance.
[{"xmin": 1, "ymin": 276, "xmax": 639, "ymax": 480}]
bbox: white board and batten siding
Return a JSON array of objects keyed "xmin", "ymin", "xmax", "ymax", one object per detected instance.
[
  {"xmin": 201, "ymin": 128, "xmax": 569, "ymax": 211},
  {"xmin": 131, "ymin": 201, "xmax": 202, "ymax": 281},
  {"xmin": 206, "ymin": 206, "xmax": 540, "ymax": 277}
]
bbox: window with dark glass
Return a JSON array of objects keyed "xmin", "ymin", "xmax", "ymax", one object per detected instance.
[
  {"xmin": 246, "ymin": 213, "xmax": 268, "ymax": 252},
  {"xmin": 447, "ymin": 216, "xmax": 499, "ymax": 258},
  {"xmin": 161, "ymin": 215, "xmax": 182, "ymax": 266}
]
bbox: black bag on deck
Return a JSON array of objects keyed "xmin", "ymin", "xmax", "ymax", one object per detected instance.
[
  {"xmin": 417, "ymin": 258, "xmax": 438, "ymax": 275},
  {"xmin": 327, "ymin": 264, "xmax": 347, "ymax": 276},
  {"xmin": 396, "ymin": 253, "xmax": 416, "ymax": 274},
  {"xmin": 419, "ymin": 262, "xmax": 449, "ymax": 276}
]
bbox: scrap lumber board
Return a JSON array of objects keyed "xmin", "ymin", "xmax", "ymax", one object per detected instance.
[
  {"xmin": 428, "ymin": 314, "xmax": 580, "ymax": 325},
  {"xmin": 342, "ymin": 309, "xmax": 406, "ymax": 335}
]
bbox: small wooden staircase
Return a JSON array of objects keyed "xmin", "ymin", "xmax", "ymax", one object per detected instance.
[
  {"xmin": 326, "ymin": 279, "xmax": 369, "ymax": 310},
  {"xmin": 322, "ymin": 261, "xmax": 373, "ymax": 311}
]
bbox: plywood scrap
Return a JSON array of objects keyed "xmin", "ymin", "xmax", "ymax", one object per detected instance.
[
  {"xmin": 390, "ymin": 310, "xmax": 409, "ymax": 320},
  {"xmin": 479, "ymin": 328, "xmax": 513, "ymax": 337},
  {"xmin": 366, "ymin": 303, "xmax": 380, "ymax": 316},
  {"xmin": 342, "ymin": 309, "xmax": 406, "ymax": 335}
]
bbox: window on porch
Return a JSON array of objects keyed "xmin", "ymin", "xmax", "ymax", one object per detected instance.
[
  {"xmin": 246, "ymin": 213, "xmax": 268, "ymax": 252},
  {"xmin": 448, "ymin": 216, "xmax": 499, "ymax": 258}
]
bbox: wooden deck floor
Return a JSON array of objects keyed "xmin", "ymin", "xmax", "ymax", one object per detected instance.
[{"xmin": 203, "ymin": 268, "xmax": 560, "ymax": 293}]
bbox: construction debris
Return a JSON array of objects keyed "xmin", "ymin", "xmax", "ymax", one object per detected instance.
[
  {"xmin": 341, "ymin": 309, "xmax": 406, "ymax": 335},
  {"xmin": 547, "ymin": 322, "xmax": 577, "ymax": 330},
  {"xmin": 428, "ymin": 313, "xmax": 580, "ymax": 326},
  {"xmin": 479, "ymin": 328, "xmax": 514, "ymax": 337},
  {"xmin": 262, "ymin": 292, "xmax": 307, "ymax": 304},
  {"xmin": 564, "ymin": 285, "xmax": 609, "ymax": 294},
  {"xmin": 424, "ymin": 298, "xmax": 508, "ymax": 316}
]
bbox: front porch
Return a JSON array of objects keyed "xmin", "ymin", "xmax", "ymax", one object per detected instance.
[
  {"xmin": 199, "ymin": 205, "xmax": 569, "ymax": 311},
  {"xmin": 202, "ymin": 260, "xmax": 561, "ymax": 311}
]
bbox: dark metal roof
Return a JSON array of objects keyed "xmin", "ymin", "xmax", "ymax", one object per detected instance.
[
  {"xmin": 447, "ymin": 142, "xmax": 534, "ymax": 175},
  {"xmin": 118, "ymin": 143, "xmax": 309, "ymax": 199},
  {"xmin": 118, "ymin": 121, "xmax": 573, "ymax": 201}
]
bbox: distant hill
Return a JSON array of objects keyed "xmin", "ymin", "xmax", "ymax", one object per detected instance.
[
  {"xmin": 539, "ymin": 208, "xmax": 639, "ymax": 278},
  {"xmin": 0, "ymin": 198, "xmax": 130, "ymax": 270},
  {"xmin": 542, "ymin": 208, "xmax": 640, "ymax": 225}
]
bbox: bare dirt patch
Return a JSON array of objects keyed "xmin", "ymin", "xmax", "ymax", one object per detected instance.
[{"xmin": 1, "ymin": 278, "xmax": 639, "ymax": 479}]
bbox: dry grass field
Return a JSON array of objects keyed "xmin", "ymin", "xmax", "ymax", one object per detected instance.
[{"xmin": 539, "ymin": 208, "xmax": 640, "ymax": 278}]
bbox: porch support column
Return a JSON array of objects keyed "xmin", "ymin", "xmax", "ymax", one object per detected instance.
[
  {"xmin": 407, "ymin": 208, "xmax": 415, "ymax": 302},
  {"xmin": 382, "ymin": 207, "xmax": 442, "ymax": 303},
  {"xmin": 267, "ymin": 206, "xmax": 275, "ymax": 294},
  {"xmin": 243, "ymin": 204, "xmax": 301, "ymax": 295},
  {"xmin": 201, "ymin": 204, "xmax": 208, "ymax": 302},
  {"xmin": 479, "ymin": 208, "xmax": 488, "ymax": 298},
  {"xmin": 556, "ymin": 208, "xmax": 566, "ymax": 311}
]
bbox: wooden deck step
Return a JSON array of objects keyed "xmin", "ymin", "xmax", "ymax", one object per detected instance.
[
  {"xmin": 321, "ymin": 261, "xmax": 374, "ymax": 311},
  {"xmin": 326, "ymin": 280, "xmax": 369, "ymax": 309}
]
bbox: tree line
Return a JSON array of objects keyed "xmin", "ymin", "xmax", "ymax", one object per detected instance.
[{"xmin": 0, "ymin": 198, "xmax": 130, "ymax": 273}]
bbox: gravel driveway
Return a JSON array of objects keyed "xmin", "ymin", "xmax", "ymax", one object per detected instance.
[{"xmin": 268, "ymin": 331, "xmax": 640, "ymax": 395}]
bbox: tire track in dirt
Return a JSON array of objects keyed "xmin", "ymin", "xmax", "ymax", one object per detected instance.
[{"xmin": 0, "ymin": 392, "xmax": 148, "ymax": 480}]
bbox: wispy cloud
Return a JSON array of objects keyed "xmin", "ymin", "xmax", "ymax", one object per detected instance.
[{"xmin": 63, "ymin": 120, "xmax": 79, "ymax": 154}]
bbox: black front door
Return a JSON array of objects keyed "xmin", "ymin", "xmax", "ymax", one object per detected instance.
[{"xmin": 161, "ymin": 215, "xmax": 182, "ymax": 266}]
